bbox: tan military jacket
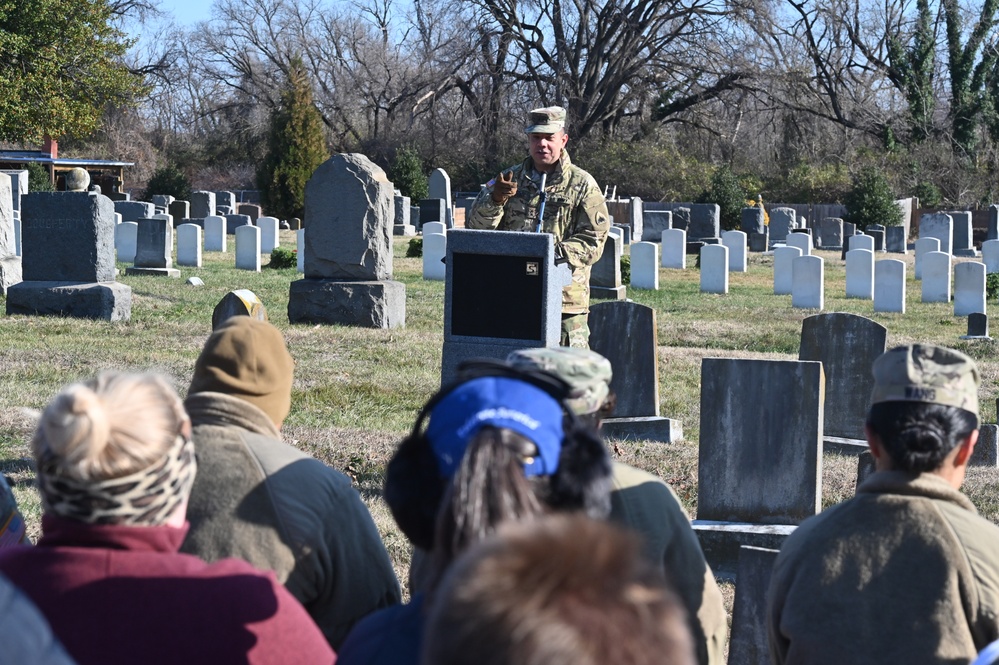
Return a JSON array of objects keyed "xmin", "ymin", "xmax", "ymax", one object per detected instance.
[
  {"xmin": 467, "ymin": 151, "xmax": 610, "ymax": 314},
  {"xmin": 767, "ymin": 471, "xmax": 999, "ymax": 665}
]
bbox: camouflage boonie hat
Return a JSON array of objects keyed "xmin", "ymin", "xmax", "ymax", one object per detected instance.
[
  {"xmin": 871, "ymin": 344, "xmax": 980, "ymax": 420},
  {"xmin": 506, "ymin": 347, "xmax": 612, "ymax": 416},
  {"xmin": 525, "ymin": 106, "xmax": 566, "ymax": 134}
]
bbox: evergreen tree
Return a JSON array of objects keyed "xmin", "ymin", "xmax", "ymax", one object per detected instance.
[
  {"xmin": 698, "ymin": 166, "xmax": 746, "ymax": 231},
  {"xmin": 390, "ymin": 146, "xmax": 428, "ymax": 201},
  {"xmin": 843, "ymin": 167, "xmax": 904, "ymax": 230},
  {"xmin": 257, "ymin": 59, "xmax": 329, "ymax": 221},
  {"xmin": 143, "ymin": 164, "xmax": 192, "ymax": 202}
]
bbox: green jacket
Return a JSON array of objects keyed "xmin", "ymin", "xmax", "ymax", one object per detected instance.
[
  {"xmin": 768, "ymin": 471, "xmax": 999, "ymax": 665},
  {"xmin": 466, "ymin": 151, "xmax": 610, "ymax": 314},
  {"xmin": 180, "ymin": 392, "xmax": 401, "ymax": 649}
]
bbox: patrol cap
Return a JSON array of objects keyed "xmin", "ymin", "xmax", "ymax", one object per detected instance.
[
  {"xmin": 870, "ymin": 344, "xmax": 980, "ymax": 420},
  {"xmin": 506, "ymin": 347, "xmax": 612, "ymax": 416},
  {"xmin": 525, "ymin": 106, "xmax": 566, "ymax": 134}
]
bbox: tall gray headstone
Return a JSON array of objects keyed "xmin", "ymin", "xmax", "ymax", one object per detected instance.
[
  {"xmin": 728, "ymin": 546, "xmax": 780, "ymax": 665},
  {"xmin": 126, "ymin": 218, "xmax": 179, "ymax": 277},
  {"xmin": 799, "ymin": 313, "xmax": 886, "ymax": 441},
  {"xmin": 954, "ymin": 261, "xmax": 986, "ymax": 316},
  {"xmin": 946, "ymin": 210, "xmax": 975, "ymax": 255},
  {"xmin": 688, "ymin": 204, "xmax": 720, "ymax": 240},
  {"xmin": 818, "ymin": 218, "xmax": 843, "ymax": 249},
  {"xmin": 673, "ymin": 207, "xmax": 691, "ymax": 232},
  {"xmin": 643, "ymin": 210, "xmax": 672, "ymax": 241},
  {"xmin": 114, "ymin": 200, "xmax": 155, "ymax": 223},
  {"xmin": 225, "ymin": 214, "xmax": 252, "ymax": 235},
  {"xmin": 769, "ymin": 208, "xmax": 796, "ymax": 245},
  {"xmin": 920, "ymin": 213, "xmax": 953, "ymax": 254},
  {"xmin": 989, "ymin": 205, "xmax": 999, "ymax": 242},
  {"xmin": 886, "ymin": 225, "xmax": 907, "ymax": 253},
  {"xmin": 590, "ymin": 233, "xmax": 626, "ymax": 300},
  {"xmin": 288, "ymin": 153, "xmax": 405, "ymax": 328},
  {"xmin": 237, "ymin": 203, "xmax": 261, "ymax": 221},
  {"xmin": 629, "ymin": 197, "xmax": 644, "ymax": 244},
  {"xmin": 0, "ymin": 174, "xmax": 21, "ymax": 293},
  {"xmin": 874, "ymin": 259, "xmax": 906, "ymax": 313},
  {"xmin": 914, "ymin": 237, "xmax": 940, "ymax": 279},
  {"xmin": 419, "ymin": 199, "xmax": 447, "ymax": 230},
  {"xmin": 214, "ymin": 191, "xmax": 236, "ymax": 213},
  {"xmin": 741, "ymin": 207, "xmax": 765, "ymax": 235},
  {"xmin": 1, "ymin": 170, "xmax": 26, "ymax": 215},
  {"xmin": 190, "ymin": 191, "xmax": 216, "ymax": 219},
  {"xmin": 169, "ymin": 200, "xmax": 190, "ymax": 221}
]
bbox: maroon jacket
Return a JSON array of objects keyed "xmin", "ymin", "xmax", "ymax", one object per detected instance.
[{"xmin": 0, "ymin": 515, "xmax": 335, "ymax": 665}]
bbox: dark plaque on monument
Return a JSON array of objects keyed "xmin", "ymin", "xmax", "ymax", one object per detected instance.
[{"xmin": 450, "ymin": 253, "xmax": 544, "ymax": 340}]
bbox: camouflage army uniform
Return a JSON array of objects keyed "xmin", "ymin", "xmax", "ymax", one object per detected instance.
[{"xmin": 467, "ymin": 151, "xmax": 610, "ymax": 347}]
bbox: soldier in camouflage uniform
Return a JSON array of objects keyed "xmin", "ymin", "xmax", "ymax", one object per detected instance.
[{"xmin": 467, "ymin": 106, "xmax": 610, "ymax": 348}]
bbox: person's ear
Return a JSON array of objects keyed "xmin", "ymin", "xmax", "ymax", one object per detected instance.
[
  {"xmin": 953, "ymin": 429, "xmax": 979, "ymax": 468},
  {"xmin": 864, "ymin": 424, "xmax": 883, "ymax": 461}
]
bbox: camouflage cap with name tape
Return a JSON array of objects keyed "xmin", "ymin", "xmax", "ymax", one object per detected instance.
[
  {"xmin": 524, "ymin": 106, "xmax": 566, "ymax": 134},
  {"xmin": 870, "ymin": 344, "xmax": 980, "ymax": 421},
  {"xmin": 506, "ymin": 347, "xmax": 612, "ymax": 416}
]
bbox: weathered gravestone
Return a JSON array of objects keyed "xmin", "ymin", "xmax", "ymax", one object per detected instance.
[
  {"xmin": 1, "ymin": 170, "xmax": 27, "ymax": 217},
  {"xmin": 741, "ymin": 207, "xmax": 764, "ymax": 235},
  {"xmin": 874, "ymin": 259, "xmax": 906, "ymax": 313},
  {"xmin": 214, "ymin": 191, "xmax": 236, "ymax": 214},
  {"xmin": 419, "ymin": 199, "xmax": 447, "ymax": 230},
  {"xmin": 688, "ymin": 203, "xmax": 720, "ymax": 241},
  {"xmin": 212, "ymin": 289, "xmax": 267, "ymax": 329},
  {"xmin": 769, "ymin": 208, "xmax": 796, "ymax": 245},
  {"xmin": 126, "ymin": 218, "xmax": 179, "ymax": 277},
  {"xmin": 176, "ymin": 224, "xmax": 202, "ymax": 268},
  {"xmin": 628, "ymin": 197, "xmax": 644, "ymax": 243},
  {"xmin": 867, "ymin": 225, "xmax": 885, "ymax": 252},
  {"xmin": 114, "ymin": 201, "xmax": 154, "ymax": 223},
  {"xmin": 673, "ymin": 207, "xmax": 691, "ymax": 232},
  {"xmin": 0, "ymin": 174, "xmax": 21, "ymax": 294},
  {"xmin": 749, "ymin": 228, "xmax": 769, "ymax": 253},
  {"xmin": 590, "ymin": 233, "xmax": 626, "ymax": 300},
  {"xmin": 440, "ymin": 229, "xmax": 567, "ymax": 384},
  {"xmin": 150, "ymin": 194, "xmax": 174, "ymax": 209},
  {"xmin": 728, "ymin": 546, "xmax": 780, "ymax": 665},
  {"xmin": 237, "ymin": 203, "xmax": 261, "ymax": 221},
  {"xmin": 225, "ymin": 214, "xmax": 252, "ymax": 235},
  {"xmin": 630, "ymin": 242, "xmax": 659, "ymax": 289},
  {"xmin": 643, "ymin": 210, "xmax": 672, "ymax": 241},
  {"xmin": 8, "ymin": 192, "xmax": 131, "ymax": 320},
  {"xmin": 235, "ymin": 225, "xmax": 261, "ymax": 272},
  {"xmin": 946, "ymin": 210, "xmax": 976, "ymax": 256},
  {"xmin": 693, "ymin": 358, "xmax": 823, "ymax": 572},
  {"xmin": 190, "ymin": 191, "xmax": 216, "ymax": 219},
  {"xmin": 973, "ymin": 423, "xmax": 999, "ymax": 467},
  {"xmin": 920, "ymin": 213, "xmax": 953, "ymax": 254},
  {"xmin": 614, "ymin": 223, "xmax": 632, "ymax": 245},
  {"xmin": 169, "ymin": 200, "xmax": 190, "ymax": 221},
  {"xmin": 886, "ymin": 225, "xmax": 907, "ymax": 253},
  {"xmin": 428, "ymin": 169, "xmax": 452, "ymax": 227},
  {"xmin": 589, "ymin": 301, "xmax": 681, "ymax": 442},
  {"xmin": 393, "ymin": 195, "xmax": 416, "ymax": 236},
  {"xmin": 990, "ymin": 205, "xmax": 999, "ymax": 242},
  {"xmin": 856, "ymin": 450, "xmax": 877, "ymax": 489},
  {"xmin": 799, "ymin": 313, "xmax": 886, "ymax": 448},
  {"xmin": 289, "ymin": 154, "xmax": 405, "ymax": 329},
  {"xmin": 962, "ymin": 312, "xmax": 991, "ymax": 340},
  {"xmin": 954, "ymin": 261, "xmax": 986, "ymax": 316},
  {"xmin": 818, "ymin": 218, "xmax": 843, "ymax": 249}
]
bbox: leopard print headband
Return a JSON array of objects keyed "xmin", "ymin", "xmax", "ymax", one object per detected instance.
[{"xmin": 37, "ymin": 435, "xmax": 197, "ymax": 526}]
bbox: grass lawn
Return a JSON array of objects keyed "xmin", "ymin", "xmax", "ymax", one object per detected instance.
[{"xmin": 3, "ymin": 231, "xmax": 999, "ymax": 623}]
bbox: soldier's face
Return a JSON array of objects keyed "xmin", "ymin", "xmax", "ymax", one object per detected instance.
[{"xmin": 529, "ymin": 131, "xmax": 569, "ymax": 172}]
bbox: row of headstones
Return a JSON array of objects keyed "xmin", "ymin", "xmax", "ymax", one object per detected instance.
[{"xmin": 117, "ymin": 193, "xmax": 266, "ymax": 221}]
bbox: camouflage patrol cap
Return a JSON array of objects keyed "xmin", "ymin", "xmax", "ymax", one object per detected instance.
[
  {"xmin": 870, "ymin": 344, "xmax": 980, "ymax": 420},
  {"xmin": 525, "ymin": 106, "xmax": 566, "ymax": 134},
  {"xmin": 506, "ymin": 347, "xmax": 612, "ymax": 416}
]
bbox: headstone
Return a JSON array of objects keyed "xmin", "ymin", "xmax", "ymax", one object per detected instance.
[
  {"xmin": 289, "ymin": 153, "xmax": 405, "ymax": 329},
  {"xmin": 885, "ymin": 225, "xmax": 907, "ymax": 253},
  {"xmin": 190, "ymin": 191, "xmax": 216, "ymax": 218},
  {"xmin": 946, "ymin": 210, "xmax": 976, "ymax": 256},
  {"xmin": 921, "ymin": 251, "xmax": 951, "ymax": 303},
  {"xmin": 845, "ymin": 249, "xmax": 874, "ymax": 299},
  {"xmin": 728, "ymin": 546, "xmax": 780, "ymax": 665},
  {"xmin": 115, "ymin": 221, "xmax": 138, "ymax": 263},
  {"xmin": 818, "ymin": 218, "xmax": 843, "ymax": 249},
  {"xmin": 697, "ymin": 357, "xmax": 823, "ymax": 524},
  {"xmin": 700, "ymin": 244, "xmax": 729, "ymax": 294},
  {"xmin": 874, "ymin": 259, "xmax": 906, "ymax": 313},
  {"xmin": 150, "ymin": 194, "xmax": 174, "ymax": 208},
  {"xmin": 423, "ymin": 221, "xmax": 446, "ymax": 237},
  {"xmin": 204, "ymin": 216, "xmax": 227, "ymax": 252},
  {"xmin": 1, "ymin": 170, "xmax": 27, "ymax": 215},
  {"xmin": 688, "ymin": 203, "xmax": 720, "ymax": 240},
  {"xmin": 419, "ymin": 199, "xmax": 447, "ymax": 230},
  {"xmin": 769, "ymin": 208, "xmax": 796, "ymax": 245},
  {"xmin": 429, "ymin": 169, "xmax": 452, "ymax": 226},
  {"xmin": 643, "ymin": 210, "xmax": 672, "ymax": 241},
  {"xmin": 748, "ymin": 229, "xmax": 769, "ymax": 253},
  {"xmin": 237, "ymin": 203, "xmax": 261, "ymax": 222},
  {"xmin": 589, "ymin": 301, "xmax": 681, "ymax": 442},
  {"xmin": 225, "ymin": 214, "xmax": 251, "ymax": 235},
  {"xmin": 212, "ymin": 289, "xmax": 267, "ymax": 329},
  {"xmin": 186, "ymin": 276, "xmax": 204, "ymax": 286},
  {"xmin": 661, "ymin": 229, "xmax": 686, "ymax": 269},
  {"xmin": 673, "ymin": 207, "xmax": 691, "ymax": 231},
  {"xmin": 954, "ymin": 261, "xmax": 986, "ymax": 316},
  {"xmin": 235, "ymin": 225, "xmax": 261, "ymax": 272},
  {"xmin": 423, "ymin": 233, "xmax": 447, "ymax": 281},
  {"xmin": 257, "ymin": 216, "xmax": 280, "ymax": 254},
  {"xmin": 614, "ymin": 224, "xmax": 632, "ymax": 245},
  {"xmin": 394, "ymin": 195, "xmax": 416, "ymax": 236},
  {"xmin": 608, "ymin": 226, "xmax": 623, "ymax": 244},
  {"xmin": 843, "ymin": 221, "xmax": 857, "ymax": 237},
  {"xmin": 590, "ymin": 233, "xmax": 626, "ymax": 300},
  {"xmin": 214, "ymin": 191, "xmax": 236, "ymax": 214},
  {"xmin": 176, "ymin": 223, "xmax": 203, "ymax": 268},
  {"xmin": 773, "ymin": 246, "xmax": 802, "ymax": 295},
  {"xmin": 799, "ymin": 313, "xmax": 886, "ymax": 441},
  {"xmin": 741, "ymin": 207, "xmax": 764, "ymax": 235},
  {"xmin": 791, "ymin": 255, "xmax": 823, "ymax": 310},
  {"xmin": 289, "ymin": 217, "xmax": 302, "ymax": 230},
  {"xmin": 126, "ymin": 218, "xmax": 180, "ymax": 277},
  {"xmin": 972, "ymin": 424, "xmax": 998, "ymax": 467},
  {"xmin": 722, "ymin": 230, "xmax": 747, "ymax": 272},
  {"xmin": 914, "ymin": 237, "xmax": 940, "ymax": 279},
  {"xmin": 0, "ymin": 174, "xmax": 20, "ymax": 293},
  {"xmin": 216, "ymin": 205, "xmax": 232, "ymax": 216},
  {"xmin": 630, "ymin": 242, "xmax": 659, "ymax": 290},
  {"xmin": 9, "ymin": 192, "xmax": 130, "ymax": 320},
  {"xmin": 984, "ymin": 240, "xmax": 999, "ymax": 273},
  {"xmin": 963, "ymin": 312, "xmax": 990, "ymax": 339},
  {"xmin": 114, "ymin": 200, "xmax": 154, "ymax": 223},
  {"xmin": 297, "ymin": 229, "xmax": 305, "ymax": 273},
  {"xmin": 920, "ymin": 213, "xmax": 953, "ymax": 254},
  {"xmin": 856, "ymin": 451, "xmax": 877, "ymax": 489},
  {"xmin": 785, "ymin": 232, "xmax": 811, "ymax": 256},
  {"xmin": 867, "ymin": 228, "xmax": 885, "ymax": 252},
  {"xmin": 169, "ymin": 200, "xmax": 190, "ymax": 221},
  {"xmin": 850, "ymin": 234, "xmax": 874, "ymax": 253},
  {"xmin": 628, "ymin": 197, "xmax": 644, "ymax": 243},
  {"xmin": 989, "ymin": 205, "xmax": 999, "ymax": 242}
]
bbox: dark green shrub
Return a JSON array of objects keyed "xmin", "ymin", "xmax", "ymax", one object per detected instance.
[
  {"xmin": 24, "ymin": 162, "xmax": 54, "ymax": 192},
  {"xmin": 267, "ymin": 247, "xmax": 297, "ymax": 269},
  {"xmin": 843, "ymin": 166, "xmax": 903, "ymax": 231},
  {"xmin": 987, "ymin": 273, "xmax": 999, "ymax": 300},
  {"xmin": 143, "ymin": 164, "xmax": 191, "ymax": 201},
  {"xmin": 698, "ymin": 167, "xmax": 746, "ymax": 231},
  {"xmin": 407, "ymin": 237, "xmax": 423, "ymax": 258},
  {"xmin": 911, "ymin": 181, "xmax": 943, "ymax": 207},
  {"xmin": 391, "ymin": 146, "xmax": 429, "ymax": 202},
  {"xmin": 621, "ymin": 255, "xmax": 631, "ymax": 283}
]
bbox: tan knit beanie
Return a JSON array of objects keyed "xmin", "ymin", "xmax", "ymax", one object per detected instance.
[{"xmin": 189, "ymin": 317, "xmax": 294, "ymax": 427}]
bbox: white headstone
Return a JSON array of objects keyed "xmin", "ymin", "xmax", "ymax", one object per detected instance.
[
  {"xmin": 235, "ymin": 224, "xmax": 261, "ymax": 271},
  {"xmin": 874, "ymin": 259, "xmax": 906, "ymax": 313},
  {"xmin": 984, "ymin": 240, "xmax": 999, "ymax": 274},
  {"xmin": 914, "ymin": 237, "xmax": 940, "ymax": 279},
  {"xmin": 176, "ymin": 223, "xmax": 203, "ymax": 268},
  {"xmin": 608, "ymin": 226, "xmax": 624, "ymax": 243},
  {"xmin": 920, "ymin": 213, "xmax": 953, "ymax": 254},
  {"xmin": 850, "ymin": 234, "xmax": 875, "ymax": 253},
  {"xmin": 113, "ymin": 212, "xmax": 122, "ymax": 225},
  {"xmin": 845, "ymin": 248, "xmax": 874, "ymax": 299},
  {"xmin": 204, "ymin": 216, "xmax": 227, "ymax": 252},
  {"xmin": 786, "ymin": 232, "xmax": 812, "ymax": 256},
  {"xmin": 792, "ymin": 255, "xmax": 824, "ymax": 309},
  {"xmin": 954, "ymin": 261, "xmax": 987, "ymax": 316},
  {"xmin": 700, "ymin": 244, "xmax": 729, "ymax": 294},
  {"xmin": 722, "ymin": 230, "xmax": 747, "ymax": 273},
  {"xmin": 296, "ymin": 229, "xmax": 305, "ymax": 273},
  {"xmin": 152, "ymin": 212, "xmax": 173, "ymax": 227},
  {"xmin": 661, "ymin": 228, "xmax": 686, "ymax": 269},
  {"xmin": 921, "ymin": 251, "xmax": 952, "ymax": 303},
  {"xmin": 13, "ymin": 217, "xmax": 20, "ymax": 257},
  {"xmin": 423, "ymin": 233, "xmax": 447, "ymax": 281},
  {"xmin": 630, "ymin": 242, "xmax": 660, "ymax": 290},
  {"xmin": 423, "ymin": 221, "xmax": 447, "ymax": 236},
  {"xmin": 115, "ymin": 221, "xmax": 138, "ymax": 263},
  {"xmin": 774, "ymin": 245, "xmax": 802, "ymax": 295},
  {"xmin": 258, "ymin": 216, "xmax": 280, "ymax": 254}
]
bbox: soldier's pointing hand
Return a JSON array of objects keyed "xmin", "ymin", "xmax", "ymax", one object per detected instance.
[{"xmin": 491, "ymin": 171, "xmax": 517, "ymax": 205}]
